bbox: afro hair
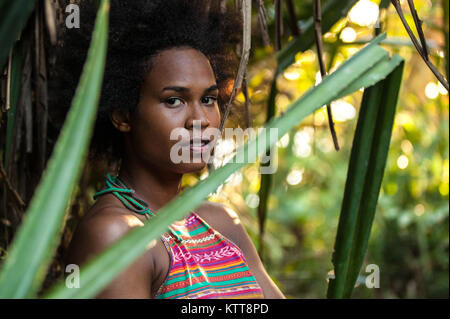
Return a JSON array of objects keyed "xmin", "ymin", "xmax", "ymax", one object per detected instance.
[{"xmin": 51, "ymin": 0, "xmax": 242, "ymax": 164}]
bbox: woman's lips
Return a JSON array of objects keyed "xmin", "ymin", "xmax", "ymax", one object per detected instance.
[
  {"xmin": 181, "ymin": 139, "xmax": 212, "ymax": 153},
  {"xmin": 189, "ymin": 140, "xmax": 210, "ymax": 152}
]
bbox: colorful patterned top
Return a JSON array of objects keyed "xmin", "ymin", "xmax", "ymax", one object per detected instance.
[
  {"xmin": 154, "ymin": 212, "xmax": 265, "ymax": 299},
  {"xmin": 93, "ymin": 173, "xmax": 264, "ymax": 299}
]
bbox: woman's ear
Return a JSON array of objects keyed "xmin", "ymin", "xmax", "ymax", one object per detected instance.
[{"xmin": 110, "ymin": 109, "xmax": 132, "ymax": 132}]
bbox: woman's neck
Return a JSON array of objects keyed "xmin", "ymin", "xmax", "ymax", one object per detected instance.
[{"xmin": 117, "ymin": 157, "xmax": 183, "ymax": 211}]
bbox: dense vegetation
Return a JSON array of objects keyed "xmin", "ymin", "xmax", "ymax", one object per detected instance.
[{"xmin": 0, "ymin": 0, "xmax": 448, "ymax": 298}]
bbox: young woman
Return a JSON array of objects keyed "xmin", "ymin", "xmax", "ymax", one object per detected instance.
[{"xmin": 62, "ymin": 0, "xmax": 285, "ymax": 299}]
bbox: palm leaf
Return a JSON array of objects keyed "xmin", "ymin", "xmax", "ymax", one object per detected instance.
[
  {"xmin": 0, "ymin": 0, "xmax": 110, "ymax": 298},
  {"xmin": 327, "ymin": 60, "xmax": 404, "ymax": 299}
]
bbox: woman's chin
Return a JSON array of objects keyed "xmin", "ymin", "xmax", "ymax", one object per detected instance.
[
  {"xmin": 171, "ymin": 151, "xmax": 215, "ymax": 174},
  {"xmin": 175, "ymin": 161, "xmax": 208, "ymax": 174}
]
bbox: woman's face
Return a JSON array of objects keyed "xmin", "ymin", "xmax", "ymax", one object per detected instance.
[{"xmin": 122, "ymin": 47, "xmax": 221, "ymax": 175}]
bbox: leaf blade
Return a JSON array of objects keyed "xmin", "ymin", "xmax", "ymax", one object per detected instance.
[
  {"xmin": 343, "ymin": 61, "xmax": 405, "ymax": 298},
  {"xmin": 327, "ymin": 59, "xmax": 405, "ymax": 299},
  {"xmin": 0, "ymin": 0, "xmax": 110, "ymax": 298}
]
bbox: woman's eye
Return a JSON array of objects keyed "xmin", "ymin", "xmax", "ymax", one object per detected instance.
[
  {"xmin": 165, "ymin": 97, "xmax": 183, "ymax": 107},
  {"xmin": 202, "ymin": 96, "xmax": 218, "ymax": 105}
]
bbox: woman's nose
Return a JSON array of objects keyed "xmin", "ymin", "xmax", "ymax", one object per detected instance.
[{"xmin": 185, "ymin": 102, "xmax": 210, "ymax": 130}]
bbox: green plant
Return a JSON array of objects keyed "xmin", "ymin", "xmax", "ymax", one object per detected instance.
[
  {"xmin": 327, "ymin": 58, "xmax": 404, "ymax": 298},
  {"xmin": 0, "ymin": 0, "xmax": 110, "ymax": 298},
  {"xmin": 0, "ymin": 1, "xmax": 407, "ymax": 299}
]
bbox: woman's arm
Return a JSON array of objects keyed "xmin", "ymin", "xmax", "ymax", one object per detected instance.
[
  {"xmin": 64, "ymin": 212, "xmax": 155, "ymax": 298},
  {"xmin": 197, "ymin": 202, "xmax": 286, "ymax": 299}
]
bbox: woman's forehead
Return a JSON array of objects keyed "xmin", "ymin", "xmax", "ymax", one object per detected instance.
[{"xmin": 144, "ymin": 47, "xmax": 217, "ymax": 90}]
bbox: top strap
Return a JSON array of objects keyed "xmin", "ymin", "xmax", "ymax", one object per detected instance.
[
  {"xmin": 93, "ymin": 173, "xmax": 183, "ymax": 242},
  {"xmin": 93, "ymin": 173, "xmax": 156, "ymax": 217}
]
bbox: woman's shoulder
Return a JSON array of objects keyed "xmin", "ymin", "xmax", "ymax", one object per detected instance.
[
  {"xmin": 79, "ymin": 196, "xmax": 146, "ymax": 241},
  {"xmin": 64, "ymin": 195, "xmax": 148, "ymax": 265},
  {"xmin": 196, "ymin": 201, "xmax": 240, "ymax": 225},
  {"xmin": 64, "ymin": 195, "xmax": 170, "ymax": 298},
  {"xmin": 195, "ymin": 201, "xmax": 245, "ymax": 247}
]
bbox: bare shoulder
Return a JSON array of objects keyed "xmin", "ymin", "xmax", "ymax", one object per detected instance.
[
  {"xmin": 79, "ymin": 208, "xmax": 143, "ymax": 245},
  {"xmin": 64, "ymin": 198, "xmax": 169, "ymax": 298},
  {"xmin": 196, "ymin": 201, "xmax": 240, "ymax": 223},
  {"xmin": 195, "ymin": 201, "xmax": 246, "ymax": 247},
  {"xmin": 64, "ymin": 205, "xmax": 146, "ymax": 266}
]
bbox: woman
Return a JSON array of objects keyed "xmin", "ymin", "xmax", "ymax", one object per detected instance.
[{"xmin": 62, "ymin": 0, "xmax": 284, "ymax": 299}]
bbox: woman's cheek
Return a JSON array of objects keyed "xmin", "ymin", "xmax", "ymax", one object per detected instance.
[{"xmin": 209, "ymin": 106, "xmax": 221, "ymax": 128}]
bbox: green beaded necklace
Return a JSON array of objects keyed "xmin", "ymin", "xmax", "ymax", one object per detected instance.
[{"xmin": 93, "ymin": 173, "xmax": 183, "ymax": 242}]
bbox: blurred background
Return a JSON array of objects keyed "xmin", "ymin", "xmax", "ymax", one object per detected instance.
[{"xmin": 202, "ymin": 0, "xmax": 449, "ymax": 298}]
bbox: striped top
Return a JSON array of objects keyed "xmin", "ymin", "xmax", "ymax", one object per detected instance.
[{"xmin": 154, "ymin": 212, "xmax": 264, "ymax": 299}]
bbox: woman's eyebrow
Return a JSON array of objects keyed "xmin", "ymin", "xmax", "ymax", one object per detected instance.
[
  {"xmin": 161, "ymin": 84, "xmax": 219, "ymax": 93},
  {"xmin": 161, "ymin": 86, "xmax": 189, "ymax": 93},
  {"xmin": 205, "ymin": 84, "xmax": 219, "ymax": 93}
]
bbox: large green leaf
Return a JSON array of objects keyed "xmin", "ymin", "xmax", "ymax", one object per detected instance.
[
  {"xmin": 336, "ymin": 54, "xmax": 404, "ymax": 100},
  {"xmin": 0, "ymin": 0, "xmax": 110, "ymax": 298},
  {"xmin": 327, "ymin": 60, "xmax": 405, "ymax": 299},
  {"xmin": 45, "ymin": 34, "xmax": 396, "ymax": 299},
  {"xmin": 0, "ymin": 0, "xmax": 36, "ymax": 70},
  {"xmin": 344, "ymin": 61, "xmax": 404, "ymax": 298}
]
